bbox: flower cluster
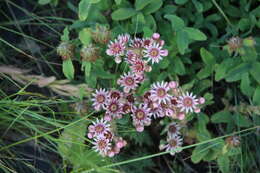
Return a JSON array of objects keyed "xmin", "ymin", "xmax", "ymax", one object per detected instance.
[
  {"xmin": 88, "ymin": 33, "xmax": 205, "ymax": 157},
  {"xmin": 159, "ymin": 122, "xmax": 183, "ymax": 156},
  {"xmin": 87, "ymin": 118, "xmax": 127, "ymax": 157}
]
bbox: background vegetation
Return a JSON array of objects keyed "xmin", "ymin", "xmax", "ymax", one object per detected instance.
[{"xmin": 0, "ymin": 0, "xmax": 260, "ymax": 172}]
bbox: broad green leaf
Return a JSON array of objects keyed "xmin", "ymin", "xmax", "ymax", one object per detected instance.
[
  {"xmin": 184, "ymin": 27, "xmax": 207, "ymax": 41},
  {"xmin": 62, "ymin": 59, "xmax": 74, "ymax": 80},
  {"xmin": 233, "ymin": 113, "xmax": 252, "ymax": 127},
  {"xmin": 176, "ymin": 30, "xmax": 189, "ymax": 54},
  {"xmin": 227, "ymin": 147, "xmax": 241, "ymax": 156},
  {"xmin": 159, "ymin": 59, "xmax": 170, "ymax": 69},
  {"xmin": 253, "ymin": 86, "xmax": 260, "ymax": 105},
  {"xmin": 111, "ymin": 8, "xmax": 137, "ymax": 21},
  {"xmin": 192, "ymin": 0, "xmax": 203, "ymax": 12},
  {"xmin": 173, "ymin": 56, "xmax": 186, "ymax": 75},
  {"xmin": 61, "ymin": 27, "xmax": 70, "ymax": 41},
  {"xmin": 240, "ymin": 73, "xmax": 254, "ymax": 97},
  {"xmin": 241, "ymin": 47, "xmax": 257, "ymax": 62},
  {"xmin": 135, "ymin": 0, "xmax": 153, "ymax": 11},
  {"xmin": 215, "ymin": 59, "xmax": 233, "ymax": 81},
  {"xmin": 143, "ymin": 26, "xmax": 153, "ymax": 37},
  {"xmin": 217, "ymin": 155, "xmax": 230, "ymax": 173},
  {"xmin": 114, "ymin": 0, "xmax": 121, "ymax": 5},
  {"xmin": 197, "ymin": 66, "xmax": 212, "ymax": 79},
  {"xmin": 191, "ymin": 144, "xmax": 210, "ymax": 163},
  {"xmin": 83, "ymin": 61, "xmax": 91, "ymax": 77},
  {"xmin": 79, "ymin": 28, "xmax": 92, "ymax": 45},
  {"xmin": 211, "ymin": 111, "xmax": 232, "ymax": 123},
  {"xmin": 238, "ymin": 18, "xmax": 251, "ymax": 31},
  {"xmin": 164, "ymin": 14, "xmax": 185, "ymax": 31},
  {"xmin": 79, "ymin": 0, "xmax": 91, "ymax": 21},
  {"xmin": 226, "ymin": 63, "xmax": 252, "ymax": 82},
  {"xmin": 200, "ymin": 48, "xmax": 215, "ymax": 65},
  {"xmin": 250, "ymin": 62, "xmax": 260, "ymax": 84},
  {"xmin": 142, "ymin": 0, "xmax": 163, "ymax": 15},
  {"xmin": 175, "ymin": 0, "xmax": 188, "ymax": 5},
  {"xmin": 196, "ymin": 113, "xmax": 211, "ymax": 141}
]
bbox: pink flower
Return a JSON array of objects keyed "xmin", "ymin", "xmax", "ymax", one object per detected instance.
[
  {"xmin": 167, "ymin": 122, "xmax": 181, "ymax": 137},
  {"xmin": 117, "ymin": 34, "xmax": 130, "ymax": 44},
  {"xmin": 93, "ymin": 137, "xmax": 111, "ymax": 156},
  {"xmin": 125, "ymin": 50, "xmax": 139, "ymax": 64},
  {"xmin": 106, "ymin": 39, "xmax": 125, "ymax": 58},
  {"xmin": 131, "ymin": 104, "xmax": 152, "ymax": 128},
  {"xmin": 142, "ymin": 38, "xmax": 153, "ymax": 48},
  {"xmin": 160, "ymin": 135, "xmax": 183, "ymax": 156},
  {"xmin": 109, "ymin": 90, "xmax": 122, "ymax": 100},
  {"xmin": 177, "ymin": 92, "xmax": 199, "ymax": 113},
  {"xmin": 129, "ymin": 60, "xmax": 146, "ymax": 75},
  {"xmin": 152, "ymin": 33, "xmax": 160, "ymax": 40},
  {"xmin": 91, "ymin": 89, "xmax": 108, "ymax": 111},
  {"xmin": 143, "ymin": 43, "xmax": 168, "ymax": 64},
  {"xmin": 130, "ymin": 37, "xmax": 143, "ymax": 48},
  {"xmin": 105, "ymin": 98, "xmax": 123, "ymax": 119},
  {"xmin": 150, "ymin": 81, "xmax": 171, "ymax": 104},
  {"xmin": 88, "ymin": 118, "xmax": 110, "ymax": 138},
  {"xmin": 117, "ymin": 72, "xmax": 139, "ymax": 93}
]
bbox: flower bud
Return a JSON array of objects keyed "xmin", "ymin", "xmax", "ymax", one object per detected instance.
[
  {"xmin": 243, "ymin": 37, "xmax": 256, "ymax": 47},
  {"xmin": 91, "ymin": 25, "xmax": 111, "ymax": 44},
  {"xmin": 57, "ymin": 42, "xmax": 74, "ymax": 60},
  {"xmin": 80, "ymin": 44, "xmax": 99, "ymax": 62}
]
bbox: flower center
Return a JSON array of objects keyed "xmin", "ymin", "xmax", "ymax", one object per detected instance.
[
  {"xmin": 96, "ymin": 95, "xmax": 105, "ymax": 103},
  {"xmin": 169, "ymin": 139, "xmax": 177, "ymax": 147},
  {"xmin": 98, "ymin": 139, "xmax": 107, "ymax": 150},
  {"xmin": 171, "ymin": 98, "xmax": 178, "ymax": 105},
  {"xmin": 125, "ymin": 77, "xmax": 134, "ymax": 86},
  {"xmin": 109, "ymin": 103, "xmax": 118, "ymax": 112},
  {"xmin": 136, "ymin": 110, "xmax": 145, "ymax": 120},
  {"xmin": 95, "ymin": 124, "xmax": 104, "ymax": 133},
  {"xmin": 157, "ymin": 88, "xmax": 166, "ymax": 97},
  {"xmin": 110, "ymin": 92, "xmax": 120, "ymax": 99},
  {"xmin": 183, "ymin": 97, "xmax": 193, "ymax": 107},
  {"xmin": 113, "ymin": 44, "xmax": 121, "ymax": 53},
  {"xmin": 149, "ymin": 48, "xmax": 159, "ymax": 57},
  {"xmin": 168, "ymin": 125, "xmax": 177, "ymax": 133},
  {"xmin": 123, "ymin": 104, "xmax": 131, "ymax": 113},
  {"xmin": 104, "ymin": 131, "xmax": 113, "ymax": 140}
]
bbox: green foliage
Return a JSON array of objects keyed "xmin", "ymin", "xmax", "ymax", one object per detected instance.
[{"xmin": 62, "ymin": 59, "xmax": 75, "ymax": 80}]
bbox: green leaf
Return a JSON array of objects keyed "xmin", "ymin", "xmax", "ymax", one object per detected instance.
[
  {"xmin": 175, "ymin": 0, "xmax": 188, "ymax": 5},
  {"xmin": 61, "ymin": 27, "xmax": 70, "ymax": 41},
  {"xmin": 184, "ymin": 27, "xmax": 207, "ymax": 41},
  {"xmin": 143, "ymin": 26, "xmax": 153, "ymax": 37},
  {"xmin": 79, "ymin": 0, "xmax": 92, "ymax": 21},
  {"xmin": 62, "ymin": 59, "xmax": 74, "ymax": 80},
  {"xmin": 217, "ymin": 155, "xmax": 230, "ymax": 173},
  {"xmin": 83, "ymin": 61, "xmax": 91, "ymax": 78},
  {"xmin": 114, "ymin": 0, "xmax": 121, "ymax": 5},
  {"xmin": 226, "ymin": 63, "xmax": 252, "ymax": 82},
  {"xmin": 142, "ymin": 0, "xmax": 163, "ymax": 15},
  {"xmin": 191, "ymin": 144, "xmax": 210, "ymax": 163},
  {"xmin": 164, "ymin": 14, "xmax": 185, "ymax": 31},
  {"xmin": 211, "ymin": 111, "xmax": 232, "ymax": 123},
  {"xmin": 238, "ymin": 18, "xmax": 251, "ymax": 31},
  {"xmin": 200, "ymin": 48, "xmax": 215, "ymax": 65},
  {"xmin": 215, "ymin": 59, "xmax": 233, "ymax": 81},
  {"xmin": 176, "ymin": 30, "xmax": 189, "ymax": 54},
  {"xmin": 240, "ymin": 73, "xmax": 254, "ymax": 97},
  {"xmin": 250, "ymin": 62, "xmax": 260, "ymax": 84},
  {"xmin": 192, "ymin": 0, "xmax": 203, "ymax": 12},
  {"xmin": 79, "ymin": 28, "xmax": 92, "ymax": 45},
  {"xmin": 111, "ymin": 8, "xmax": 137, "ymax": 21},
  {"xmin": 197, "ymin": 66, "xmax": 212, "ymax": 79},
  {"xmin": 173, "ymin": 56, "xmax": 186, "ymax": 75},
  {"xmin": 135, "ymin": 0, "xmax": 153, "ymax": 11},
  {"xmin": 253, "ymin": 86, "xmax": 260, "ymax": 105},
  {"xmin": 159, "ymin": 59, "xmax": 170, "ymax": 69},
  {"xmin": 233, "ymin": 113, "xmax": 252, "ymax": 127},
  {"xmin": 38, "ymin": 0, "xmax": 51, "ymax": 5}
]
